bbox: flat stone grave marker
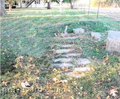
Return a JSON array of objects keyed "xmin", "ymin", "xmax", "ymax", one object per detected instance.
[
  {"xmin": 73, "ymin": 67, "xmax": 90, "ymax": 72},
  {"xmin": 75, "ymin": 58, "xmax": 91, "ymax": 65},
  {"xmin": 59, "ymin": 44, "xmax": 73, "ymax": 48},
  {"xmin": 55, "ymin": 49, "xmax": 74, "ymax": 54},
  {"xmin": 63, "ymin": 53, "xmax": 82, "ymax": 57},
  {"xmin": 51, "ymin": 63, "xmax": 73, "ymax": 68},
  {"xmin": 53, "ymin": 58, "xmax": 73, "ymax": 63},
  {"xmin": 106, "ymin": 31, "xmax": 120, "ymax": 53}
]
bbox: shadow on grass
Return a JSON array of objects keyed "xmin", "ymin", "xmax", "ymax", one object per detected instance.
[{"xmin": 1, "ymin": 49, "xmax": 17, "ymax": 75}]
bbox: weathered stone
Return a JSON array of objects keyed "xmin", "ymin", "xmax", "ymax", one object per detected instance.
[
  {"xmin": 73, "ymin": 28, "xmax": 85, "ymax": 34},
  {"xmin": 91, "ymin": 32, "xmax": 101, "ymax": 40},
  {"xmin": 55, "ymin": 49, "xmax": 74, "ymax": 54},
  {"xmin": 63, "ymin": 53, "xmax": 82, "ymax": 57},
  {"xmin": 106, "ymin": 31, "xmax": 120, "ymax": 53},
  {"xmin": 75, "ymin": 58, "xmax": 91, "ymax": 65},
  {"xmin": 59, "ymin": 44, "xmax": 73, "ymax": 48},
  {"xmin": 61, "ymin": 36, "xmax": 80, "ymax": 40},
  {"xmin": 73, "ymin": 67, "xmax": 90, "ymax": 72},
  {"xmin": 51, "ymin": 63, "xmax": 73, "ymax": 68},
  {"xmin": 53, "ymin": 58, "xmax": 73, "ymax": 63}
]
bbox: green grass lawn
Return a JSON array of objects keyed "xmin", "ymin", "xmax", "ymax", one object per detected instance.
[
  {"xmin": 1, "ymin": 8, "xmax": 120, "ymax": 99},
  {"xmin": 1, "ymin": 8, "xmax": 120, "ymax": 57}
]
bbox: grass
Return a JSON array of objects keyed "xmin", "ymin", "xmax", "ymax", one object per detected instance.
[
  {"xmin": 1, "ymin": 8, "xmax": 120, "ymax": 57},
  {"xmin": 1, "ymin": 8, "xmax": 120, "ymax": 99}
]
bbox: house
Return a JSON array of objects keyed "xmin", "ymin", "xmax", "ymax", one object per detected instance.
[
  {"xmin": 5, "ymin": 0, "xmax": 46, "ymax": 8},
  {"xmin": 20, "ymin": 0, "xmax": 45, "ymax": 8}
]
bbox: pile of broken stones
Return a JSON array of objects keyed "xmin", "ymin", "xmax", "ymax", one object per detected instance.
[{"xmin": 50, "ymin": 26, "xmax": 120, "ymax": 78}]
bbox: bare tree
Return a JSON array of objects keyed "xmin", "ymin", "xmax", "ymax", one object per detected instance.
[
  {"xmin": 97, "ymin": 0, "xmax": 101, "ymax": 18},
  {"xmin": 0, "ymin": 0, "xmax": 7, "ymax": 16},
  {"xmin": 6, "ymin": 0, "xmax": 13, "ymax": 11}
]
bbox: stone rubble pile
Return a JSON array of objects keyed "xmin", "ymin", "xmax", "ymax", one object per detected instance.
[
  {"xmin": 50, "ymin": 28, "xmax": 91, "ymax": 78},
  {"xmin": 50, "ymin": 28, "xmax": 120, "ymax": 78}
]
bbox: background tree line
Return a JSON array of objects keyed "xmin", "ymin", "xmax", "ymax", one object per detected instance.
[
  {"xmin": 91, "ymin": 0, "xmax": 120, "ymax": 7},
  {"xmin": 0, "ymin": 0, "xmax": 120, "ymax": 16}
]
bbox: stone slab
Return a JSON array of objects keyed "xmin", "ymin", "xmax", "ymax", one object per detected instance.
[
  {"xmin": 75, "ymin": 58, "xmax": 91, "ymax": 65},
  {"xmin": 59, "ymin": 44, "xmax": 73, "ymax": 48},
  {"xmin": 106, "ymin": 31, "xmax": 120, "ymax": 53},
  {"xmin": 73, "ymin": 67, "xmax": 90, "ymax": 72},
  {"xmin": 73, "ymin": 28, "xmax": 85, "ymax": 34},
  {"xmin": 51, "ymin": 63, "xmax": 73, "ymax": 68},
  {"xmin": 53, "ymin": 58, "xmax": 73, "ymax": 63},
  {"xmin": 63, "ymin": 53, "xmax": 82, "ymax": 57},
  {"xmin": 55, "ymin": 49, "xmax": 74, "ymax": 54},
  {"xmin": 91, "ymin": 32, "xmax": 101, "ymax": 40}
]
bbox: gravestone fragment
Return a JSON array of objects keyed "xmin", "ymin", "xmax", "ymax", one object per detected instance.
[
  {"xmin": 53, "ymin": 58, "xmax": 73, "ymax": 63},
  {"xmin": 59, "ymin": 44, "xmax": 73, "ymax": 48},
  {"xmin": 75, "ymin": 58, "xmax": 91, "ymax": 65},
  {"xmin": 55, "ymin": 49, "xmax": 74, "ymax": 54},
  {"xmin": 63, "ymin": 53, "xmax": 82, "ymax": 57},
  {"xmin": 91, "ymin": 32, "xmax": 101, "ymax": 40},
  {"xmin": 106, "ymin": 31, "xmax": 120, "ymax": 53},
  {"xmin": 73, "ymin": 67, "xmax": 90, "ymax": 72},
  {"xmin": 51, "ymin": 63, "xmax": 73, "ymax": 68},
  {"xmin": 73, "ymin": 28, "xmax": 85, "ymax": 34}
]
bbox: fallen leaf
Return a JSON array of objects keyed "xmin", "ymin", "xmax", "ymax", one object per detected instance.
[
  {"xmin": 109, "ymin": 86, "xmax": 118, "ymax": 97},
  {"xmin": 52, "ymin": 77, "xmax": 58, "ymax": 83},
  {"xmin": 83, "ymin": 91, "xmax": 87, "ymax": 96},
  {"xmin": 103, "ymin": 55, "xmax": 109, "ymax": 63},
  {"xmin": 106, "ymin": 96, "xmax": 110, "ymax": 99}
]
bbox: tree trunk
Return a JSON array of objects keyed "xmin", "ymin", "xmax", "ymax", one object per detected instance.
[
  {"xmin": 20, "ymin": 0, "xmax": 22, "ymax": 8},
  {"xmin": 0, "ymin": 0, "xmax": 7, "ymax": 16},
  {"xmin": 70, "ymin": 0, "xmax": 74, "ymax": 9},
  {"xmin": 9, "ymin": 3, "xmax": 12, "ymax": 11},
  {"xmin": 47, "ymin": 0, "xmax": 51, "ymax": 9}
]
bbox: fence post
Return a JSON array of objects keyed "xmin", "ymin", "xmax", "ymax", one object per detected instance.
[
  {"xmin": 97, "ymin": 0, "xmax": 101, "ymax": 18},
  {"xmin": 88, "ymin": 0, "xmax": 91, "ymax": 16}
]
